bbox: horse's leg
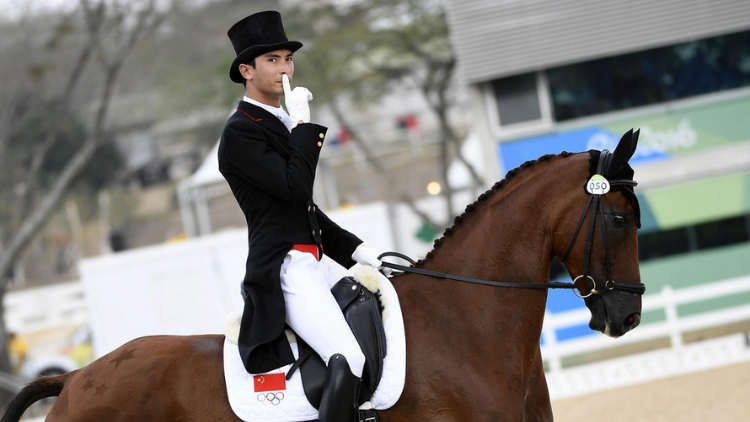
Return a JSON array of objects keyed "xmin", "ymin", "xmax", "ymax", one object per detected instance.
[
  {"xmin": 45, "ymin": 335, "xmax": 241, "ymax": 422},
  {"xmin": 524, "ymin": 347, "xmax": 553, "ymax": 422}
]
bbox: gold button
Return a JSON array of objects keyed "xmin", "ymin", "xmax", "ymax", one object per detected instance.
[
  {"xmin": 313, "ymin": 206, "xmax": 316, "ymax": 211},
  {"xmin": 307, "ymin": 206, "xmax": 311, "ymax": 211},
  {"xmin": 319, "ymin": 230, "xmax": 322, "ymax": 235},
  {"xmin": 312, "ymin": 231, "xmax": 315, "ymax": 236},
  {"xmin": 319, "ymin": 133, "xmax": 324, "ymax": 139},
  {"xmin": 317, "ymin": 141, "xmax": 322, "ymax": 147}
]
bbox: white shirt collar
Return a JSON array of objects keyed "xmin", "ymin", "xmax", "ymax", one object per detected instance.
[{"xmin": 242, "ymin": 96, "xmax": 293, "ymax": 132}]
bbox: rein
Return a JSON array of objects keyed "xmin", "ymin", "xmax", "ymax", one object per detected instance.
[
  {"xmin": 378, "ymin": 150, "xmax": 647, "ymax": 299},
  {"xmin": 378, "ymin": 251, "xmax": 583, "ymax": 292}
]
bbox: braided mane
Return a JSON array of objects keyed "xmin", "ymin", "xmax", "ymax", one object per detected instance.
[{"xmin": 416, "ymin": 151, "xmax": 576, "ymax": 266}]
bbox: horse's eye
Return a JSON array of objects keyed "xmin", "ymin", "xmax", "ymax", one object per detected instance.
[{"xmin": 613, "ymin": 214, "xmax": 627, "ymax": 225}]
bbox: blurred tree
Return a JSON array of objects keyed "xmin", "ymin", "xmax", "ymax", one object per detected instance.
[
  {"xmin": 368, "ymin": 0, "xmax": 484, "ymax": 218},
  {"xmin": 0, "ymin": 0, "xmax": 165, "ymax": 403},
  {"xmin": 285, "ymin": 0, "xmax": 482, "ymax": 230}
]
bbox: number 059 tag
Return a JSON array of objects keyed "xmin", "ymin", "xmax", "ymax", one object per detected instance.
[{"xmin": 586, "ymin": 174, "xmax": 610, "ymax": 195}]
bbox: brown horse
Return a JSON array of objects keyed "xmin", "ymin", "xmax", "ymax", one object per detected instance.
[{"xmin": 2, "ymin": 132, "xmax": 644, "ymax": 422}]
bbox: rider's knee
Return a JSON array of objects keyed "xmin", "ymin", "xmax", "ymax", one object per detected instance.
[{"xmin": 334, "ymin": 348, "xmax": 365, "ymax": 378}]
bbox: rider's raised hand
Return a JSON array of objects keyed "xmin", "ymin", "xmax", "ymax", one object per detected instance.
[{"xmin": 282, "ymin": 74, "xmax": 312, "ymax": 128}]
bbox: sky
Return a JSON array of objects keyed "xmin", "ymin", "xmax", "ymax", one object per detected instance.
[
  {"xmin": 0, "ymin": 0, "xmax": 75, "ymax": 21},
  {"xmin": 0, "ymin": 0, "xmax": 210, "ymax": 22}
]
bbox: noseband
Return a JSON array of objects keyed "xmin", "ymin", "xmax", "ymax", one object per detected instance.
[
  {"xmin": 378, "ymin": 150, "xmax": 646, "ymax": 299},
  {"xmin": 560, "ymin": 149, "xmax": 646, "ymax": 299}
]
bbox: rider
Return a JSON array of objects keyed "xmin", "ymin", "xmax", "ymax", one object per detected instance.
[{"xmin": 219, "ymin": 11, "xmax": 383, "ymax": 422}]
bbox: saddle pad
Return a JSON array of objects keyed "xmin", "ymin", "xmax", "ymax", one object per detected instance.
[{"xmin": 223, "ymin": 266, "xmax": 406, "ymax": 422}]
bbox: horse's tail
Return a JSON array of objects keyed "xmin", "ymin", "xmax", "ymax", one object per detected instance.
[{"xmin": 0, "ymin": 371, "xmax": 70, "ymax": 422}]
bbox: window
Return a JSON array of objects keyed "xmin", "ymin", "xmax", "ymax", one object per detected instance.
[
  {"xmin": 491, "ymin": 73, "xmax": 542, "ymax": 126},
  {"xmin": 638, "ymin": 227, "xmax": 692, "ymax": 261},
  {"xmin": 546, "ymin": 29, "xmax": 750, "ymax": 121},
  {"xmin": 694, "ymin": 215, "xmax": 750, "ymax": 249},
  {"xmin": 638, "ymin": 212, "xmax": 750, "ymax": 263}
]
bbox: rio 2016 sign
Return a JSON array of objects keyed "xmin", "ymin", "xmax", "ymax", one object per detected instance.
[
  {"xmin": 586, "ymin": 119, "xmax": 696, "ymax": 161},
  {"xmin": 498, "ymin": 94, "xmax": 750, "ymax": 173}
]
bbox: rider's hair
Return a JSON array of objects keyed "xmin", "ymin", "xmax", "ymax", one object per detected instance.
[{"xmin": 241, "ymin": 59, "xmax": 257, "ymax": 88}]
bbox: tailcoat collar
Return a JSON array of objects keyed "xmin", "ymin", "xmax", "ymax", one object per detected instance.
[{"xmin": 236, "ymin": 101, "xmax": 290, "ymax": 139}]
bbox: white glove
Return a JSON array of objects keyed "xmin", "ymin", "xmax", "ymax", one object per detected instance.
[
  {"xmin": 282, "ymin": 74, "xmax": 312, "ymax": 128},
  {"xmin": 352, "ymin": 243, "xmax": 383, "ymax": 268}
]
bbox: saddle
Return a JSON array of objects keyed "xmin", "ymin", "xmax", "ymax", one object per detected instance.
[
  {"xmin": 222, "ymin": 266, "xmax": 404, "ymax": 422},
  {"xmin": 286, "ymin": 276, "xmax": 387, "ymax": 410}
]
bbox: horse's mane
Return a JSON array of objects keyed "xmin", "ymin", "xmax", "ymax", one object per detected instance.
[{"xmin": 416, "ymin": 150, "xmax": 576, "ymax": 267}]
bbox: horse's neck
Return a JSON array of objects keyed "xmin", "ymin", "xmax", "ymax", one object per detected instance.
[
  {"xmin": 419, "ymin": 167, "xmax": 554, "ymax": 286},
  {"xmin": 394, "ymin": 161, "xmax": 562, "ymax": 363},
  {"xmin": 389, "ymin": 155, "xmax": 585, "ymax": 418}
]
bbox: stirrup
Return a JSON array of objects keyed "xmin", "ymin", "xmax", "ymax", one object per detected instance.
[{"xmin": 359, "ymin": 409, "xmax": 379, "ymax": 422}]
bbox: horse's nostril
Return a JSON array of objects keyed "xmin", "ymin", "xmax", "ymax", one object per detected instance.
[{"xmin": 624, "ymin": 312, "xmax": 640, "ymax": 328}]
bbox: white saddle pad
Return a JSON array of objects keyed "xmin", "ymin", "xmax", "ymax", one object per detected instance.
[{"xmin": 223, "ymin": 266, "xmax": 406, "ymax": 422}]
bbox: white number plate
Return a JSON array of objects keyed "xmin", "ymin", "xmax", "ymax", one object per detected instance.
[{"xmin": 586, "ymin": 174, "xmax": 610, "ymax": 195}]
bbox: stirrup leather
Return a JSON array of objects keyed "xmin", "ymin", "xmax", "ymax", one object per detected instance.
[{"xmin": 359, "ymin": 408, "xmax": 379, "ymax": 422}]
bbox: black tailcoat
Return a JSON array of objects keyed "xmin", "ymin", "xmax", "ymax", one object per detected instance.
[{"xmin": 218, "ymin": 101, "xmax": 362, "ymax": 373}]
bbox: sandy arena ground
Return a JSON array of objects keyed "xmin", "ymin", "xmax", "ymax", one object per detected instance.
[{"xmin": 551, "ymin": 360, "xmax": 750, "ymax": 422}]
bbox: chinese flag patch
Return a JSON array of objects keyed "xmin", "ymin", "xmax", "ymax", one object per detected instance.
[{"xmin": 253, "ymin": 373, "xmax": 286, "ymax": 392}]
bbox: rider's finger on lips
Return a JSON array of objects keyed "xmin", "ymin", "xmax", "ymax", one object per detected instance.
[{"xmin": 282, "ymin": 74, "xmax": 292, "ymax": 96}]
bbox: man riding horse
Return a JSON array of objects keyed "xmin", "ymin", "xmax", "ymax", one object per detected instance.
[{"xmin": 218, "ymin": 10, "xmax": 384, "ymax": 422}]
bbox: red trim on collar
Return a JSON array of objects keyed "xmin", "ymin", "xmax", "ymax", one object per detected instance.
[{"xmin": 237, "ymin": 108, "xmax": 262, "ymax": 121}]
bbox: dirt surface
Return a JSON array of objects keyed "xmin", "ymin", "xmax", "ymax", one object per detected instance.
[{"xmin": 551, "ymin": 360, "xmax": 750, "ymax": 422}]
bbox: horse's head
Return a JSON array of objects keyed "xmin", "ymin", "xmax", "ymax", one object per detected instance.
[{"xmin": 555, "ymin": 129, "xmax": 644, "ymax": 338}]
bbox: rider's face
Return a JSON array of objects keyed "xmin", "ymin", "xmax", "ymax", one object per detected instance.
[{"xmin": 241, "ymin": 49, "xmax": 294, "ymax": 106}]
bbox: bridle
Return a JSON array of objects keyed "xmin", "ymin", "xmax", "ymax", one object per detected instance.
[
  {"xmin": 560, "ymin": 149, "xmax": 646, "ymax": 299},
  {"xmin": 378, "ymin": 150, "xmax": 646, "ymax": 299}
]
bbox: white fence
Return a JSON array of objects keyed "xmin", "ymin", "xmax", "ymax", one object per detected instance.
[
  {"xmin": 10, "ymin": 274, "xmax": 750, "ymax": 367},
  {"xmin": 541, "ymin": 275, "xmax": 750, "ymax": 373},
  {"xmin": 4, "ymin": 281, "xmax": 88, "ymax": 334}
]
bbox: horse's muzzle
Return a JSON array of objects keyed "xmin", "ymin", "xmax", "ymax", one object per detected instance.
[
  {"xmin": 612, "ymin": 311, "xmax": 641, "ymax": 337},
  {"xmin": 590, "ymin": 311, "xmax": 641, "ymax": 338},
  {"xmin": 587, "ymin": 292, "xmax": 642, "ymax": 338}
]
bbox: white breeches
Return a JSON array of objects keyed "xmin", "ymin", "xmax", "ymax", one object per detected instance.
[{"xmin": 280, "ymin": 250, "xmax": 366, "ymax": 378}]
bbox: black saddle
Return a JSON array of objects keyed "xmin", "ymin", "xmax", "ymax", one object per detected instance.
[{"xmin": 285, "ymin": 276, "xmax": 387, "ymax": 409}]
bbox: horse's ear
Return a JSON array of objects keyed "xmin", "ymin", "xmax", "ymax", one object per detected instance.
[{"xmin": 607, "ymin": 129, "xmax": 639, "ymax": 176}]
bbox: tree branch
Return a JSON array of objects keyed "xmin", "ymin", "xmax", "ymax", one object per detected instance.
[
  {"xmin": 0, "ymin": 0, "xmax": 165, "ymax": 283},
  {"xmin": 328, "ymin": 100, "xmax": 444, "ymax": 231},
  {"xmin": 11, "ymin": 14, "xmax": 102, "ymax": 226},
  {"xmin": 0, "ymin": 97, "xmax": 16, "ymax": 172},
  {"xmin": 419, "ymin": 60, "xmax": 484, "ymax": 189}
]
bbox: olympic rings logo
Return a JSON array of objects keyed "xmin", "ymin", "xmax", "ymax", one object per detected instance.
[{"xmin": 256, "ymin": 392, "xmax": 285, "ymax": 406}]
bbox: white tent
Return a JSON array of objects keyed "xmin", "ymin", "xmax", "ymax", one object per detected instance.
[{"xmin": 177, "ymin": 140, "xmax": 224, "ymax": 237}]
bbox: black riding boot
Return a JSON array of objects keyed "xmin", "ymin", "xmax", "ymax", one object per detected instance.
[{"xmin": 318, "ymin": 354, "xmax": 361, "ymax": 422}]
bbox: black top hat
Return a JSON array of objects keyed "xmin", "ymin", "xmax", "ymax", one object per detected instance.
[{"xmin": 227, "ymin": 11, "xmax": 303, "ymax": 84}]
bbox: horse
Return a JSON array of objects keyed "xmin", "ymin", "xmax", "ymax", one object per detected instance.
[{"xmin": 1, "ymin": 130, "xmax": 645, "ymax": 422}]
